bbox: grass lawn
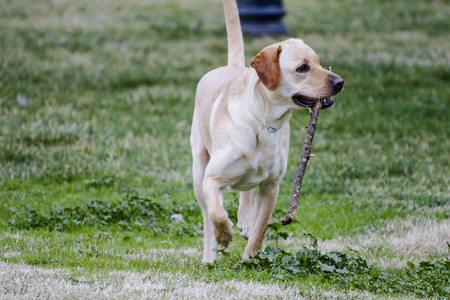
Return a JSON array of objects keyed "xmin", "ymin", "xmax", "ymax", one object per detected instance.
[{"xmin": 0, "ymin": 0, "xmax": 449, "ymax": 298}]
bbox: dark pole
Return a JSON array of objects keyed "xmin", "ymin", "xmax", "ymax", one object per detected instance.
[{"xmin": 238, "ymin": 0, "xmax": 289, "ymax": 37}]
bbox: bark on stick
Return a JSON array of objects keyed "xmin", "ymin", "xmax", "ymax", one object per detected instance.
[{"xmin": 280, "ymin": 99, "xmax": 323, "ymax": 225}]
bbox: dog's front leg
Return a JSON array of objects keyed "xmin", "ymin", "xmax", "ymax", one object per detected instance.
[
  {"xmin": 242, "ymin": 183, "xmax": 279, "ymax": 259},
  {"xmin": 191, "ymin": 146, "xmax": 217, "ymax": 263},
  {"xmin": 203, "ymin": 177, "xmax": 234, "ymax": 248}
]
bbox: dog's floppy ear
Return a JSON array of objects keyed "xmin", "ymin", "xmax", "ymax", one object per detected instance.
[{"xmin": 251, "ymin": 45, "xmax": 282, "ymax": 91}]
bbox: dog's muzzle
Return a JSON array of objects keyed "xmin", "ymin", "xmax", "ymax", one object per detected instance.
[
  {"xmin": 292, "ymin": 95, "xmax": 335, "ymax": 110},
  {"xmin": 292, "ymin": 76, "xmax": 344, "ymax": 110}
]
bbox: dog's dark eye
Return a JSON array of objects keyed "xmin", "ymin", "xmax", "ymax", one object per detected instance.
[{"xmin": 296, "ymin": 64, "xmax": 310, "ymax": 73}]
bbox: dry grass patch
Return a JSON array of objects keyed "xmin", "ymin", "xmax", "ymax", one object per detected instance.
[
  {"xmin": 0, "ymin": 262, "xmax": 301, "ymax": 299},
  {"xmin": 2, "ymin": 261, "xmax": 404, "ymax": 300},
  {"xmin": 286, "ymin": 211, "xmax": 449, "ymax": 269},
  {"xmin": 1, "ymin": 260, "xmax": 427, "ymax": 299}
]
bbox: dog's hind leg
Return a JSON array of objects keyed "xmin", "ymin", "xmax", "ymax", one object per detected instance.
[
  {"xmin": 237, "ymin": 189, "xmax": 254, "ymax": 240},
  {"xmin": 192, "ymin": 145, "xmax": 216, "ymax": 263},
  {"xmin": 242, "ymin": 183, "xmax": 279, "ymax": 259}
]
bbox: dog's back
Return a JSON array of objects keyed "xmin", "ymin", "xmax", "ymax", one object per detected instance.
[
  {"xmin": 192, "ymin": 66, "xmax": 248, "ymax": 150},
  {"xmin": 192, "ymin": 0, "xmax": 249, "ymax": 149}
]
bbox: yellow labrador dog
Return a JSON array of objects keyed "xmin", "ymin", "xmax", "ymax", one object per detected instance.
[{"xmin": 190, "ymin": 0, "xmax": 344, "ymax": 263}]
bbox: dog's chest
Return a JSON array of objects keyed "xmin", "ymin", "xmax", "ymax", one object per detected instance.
[
  {"xmin": 231, "ymin": 128, "xmax": 283, "ymax": 190},
  {"xmin": 253, "ymin": 128, "xmax": 280, "ymax": 169}
]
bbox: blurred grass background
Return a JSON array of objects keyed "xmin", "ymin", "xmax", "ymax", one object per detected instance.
[{"xmin": 0, "ymin": 0, "xmax": 448, "ymax": 240}]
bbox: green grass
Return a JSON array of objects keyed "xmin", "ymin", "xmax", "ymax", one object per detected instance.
[{"xmin": 0, "ymin": 0, "xmax": 449, "ymax": 298}]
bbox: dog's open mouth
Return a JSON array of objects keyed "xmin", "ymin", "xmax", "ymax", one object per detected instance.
[{"xmin": 292, "ymin": 94, "xmax": 335, "ymax": 110}]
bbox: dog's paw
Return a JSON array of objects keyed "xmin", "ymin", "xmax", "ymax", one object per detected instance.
[
  {"xmin": 213, "ymin": 219, "xmax": 234, "ymax": 247},
  {"xmin": 237, "ymin": 219, "xmax": 252, "ymax": 240},
  {"xmin": 201, "ymin": 252, "xmax": 216, "ymax": 264}
]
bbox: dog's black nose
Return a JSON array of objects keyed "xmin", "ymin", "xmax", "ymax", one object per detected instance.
[{"xmin": 331, "ymin": 76, "xmax": 345, "ymax": 93}]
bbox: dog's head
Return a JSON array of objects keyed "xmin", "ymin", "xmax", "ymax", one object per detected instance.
[{"xmin": 251, "ymin": 38, "xmax": 344, "ymax": 109}]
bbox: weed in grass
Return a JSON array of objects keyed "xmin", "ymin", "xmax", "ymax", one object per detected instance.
[
  {"xmin": 231, "ymin": 233, "xmax": 450, "ymax": 299},
  {"xmin": 7, "ymin": 194, "xmax": 203, "ymax": 236},
  {"xmin": 266, "ymin": 219, "xmax": 290, "ymax": 254}
]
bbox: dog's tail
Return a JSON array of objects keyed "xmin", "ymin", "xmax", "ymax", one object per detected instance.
[{"xmin": 222, "ymin": 0, "xmax": 245, "ymax": 67}]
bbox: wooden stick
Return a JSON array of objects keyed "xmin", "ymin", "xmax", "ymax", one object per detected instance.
[{"xmin": 280, "ymin": 99, "xmax": 323, "ymax": 225}]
